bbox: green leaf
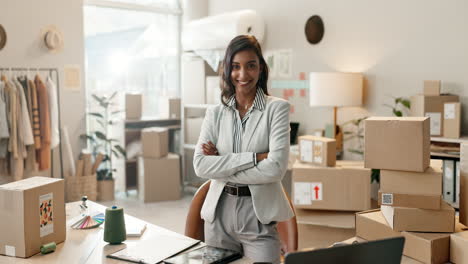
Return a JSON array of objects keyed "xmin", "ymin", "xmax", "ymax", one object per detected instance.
[
  {"xmin": 96, "ymin": 119, "xmax": 105, "ymax": 128},
  {"xmin": 348, "ymin": 149, "xmax": 364, "ymax": 155},
  {"xmin": 92, "ymin": 94, "xmax": 105, "ymax": 104},
  {"xmin": 401, "ymin": 99, "xmax": 411, "ymax": 109},
  {"xmin": 394, "ymin": 97, "xmax": 402, "ymax": 104},
  {"xmin": 343, "ymin": 131, "xmax": 354, "ymax": 135},
  {"xmin": 108, "ymin": 91, "xmax": 117, "ymax": 101},
  {"xmin": 95, "ymin": 131, "xmax": 107, "ymax": 140},
  {"xmin": 88, "ymin": 112, "xmax": 104, "ymax": 119},
  {"xmin": 112, "ymin": 149, "xmax": 120, "ymax": 158},
  {"xmin": 393, "ymin": 109, "xmax": 402, "ymax": 117},
  {"xmin": 111, "ymin": 110, "xmax": 124, "ymax": 115},
  {"xmin": 114, "ymin": 145, "xmax": 126, "ymax": 157}
]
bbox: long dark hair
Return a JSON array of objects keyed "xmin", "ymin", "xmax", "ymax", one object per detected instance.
[{"xmin": 220, "ymin": 35, "xmax": 269, "ymax": 106}]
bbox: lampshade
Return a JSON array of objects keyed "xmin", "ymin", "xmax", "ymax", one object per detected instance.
[{"xmin": 309, "ymin": 72, "xmax": 363, "ymax": 107}]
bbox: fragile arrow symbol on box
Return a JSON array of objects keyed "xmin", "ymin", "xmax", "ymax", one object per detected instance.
[{"xmin": 314, "ymin": 186, "xmax": 320, "ymax": 200}]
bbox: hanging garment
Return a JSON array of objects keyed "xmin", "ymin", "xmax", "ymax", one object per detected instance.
[
  {"xmin": 35, "ymin": 75, "xmax": 51, "ymax": 170},
  {"xmin": 8, "ymin": 78, "xmax": 25, "ymax": 180},
  {"xmin": 0, "ymin": 81, "xmax": 9, "ymax": 158},
  {"xmin": 29, "ymin": 79, "xmax": 41, "ymax": 149},
  {"xmin": 46, "ymin": 76, "xmax": 59, "ymax": 149},
  {"xmin": 13, "ymin": 79, "xmax": 27, "ymax": 158},
  {"xmin": 1, "ymin": 76, "xmax": 18, "ymax": 159},
  {"xmin": 24, "ymin": 78, "xmax": 37, "ymax": 171},
  {"xmin": 14, "ymin": 79, "xmax": 34, "ymax": 146}
]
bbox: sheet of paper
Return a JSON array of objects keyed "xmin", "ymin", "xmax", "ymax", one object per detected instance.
[
  {"xmin": 300, "ymin": 140, "xmax": 313, "ymax": 162},
  {"xmin": 313, "ymin": 141, "xmax": 323, "ymax": 164},
  {"xmin": 64, "ymin": 65, "xmax": 81, "ymax": 92},
  {"xmin": 444, "ymin": 103, "xmax": 455, "ymax": 119},
  {"xmin": 39, "ymin": 193, "xmax": 54, "ymax": 237},
  {"xmin": 294, "ymin": 182, "xmax": 312, "ymax": 205},
  {"xmin": 425, "ymin": 112, "xmax": 441, "ymax": 136}
]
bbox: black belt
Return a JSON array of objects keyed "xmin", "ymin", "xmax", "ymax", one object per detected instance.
[{"xmin": 223, "ymin": 185, "xmax": 251, "ymax": 196}]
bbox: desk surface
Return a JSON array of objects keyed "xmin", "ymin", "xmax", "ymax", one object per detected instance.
[{"xmin": 0, "ymin": 201, "xmax": 250, "ymax": 264}]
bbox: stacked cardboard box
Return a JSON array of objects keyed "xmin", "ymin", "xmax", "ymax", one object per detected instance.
[
  {"xmin": 0, "ymin": 177, "xmax": 66, "ymax": 257},
  {"xmin": 125, "ymin": 93, "xmax": 142, "ymax": 120},
  {"xmin": 362, "ymin": 116, "xmax": 462, "ymax": 263},
  {"xmin": 298, "ymin": 136, "xmax": 336, "ymax": 167},
  {"xmin": 138, "ymin": 127, "xmax": 181, "ymax": 202},
  {"xmin": 292, "ymin": 159, "xmax": 376, "ymax": 248},
  {"xmin": 410, "ymin": 81, "xmax": 460, "ymax": 138}
]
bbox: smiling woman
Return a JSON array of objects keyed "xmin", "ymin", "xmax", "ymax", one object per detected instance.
[{"xmin": 193, "ymin": 35, "xmax": 294, "ymax": 264}]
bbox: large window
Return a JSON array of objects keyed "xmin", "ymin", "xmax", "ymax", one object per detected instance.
[{"xmin": 84, "ymin": 1, "xmax": 180, "ymax": 118}]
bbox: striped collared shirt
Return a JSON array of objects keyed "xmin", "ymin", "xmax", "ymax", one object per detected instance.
[{"xmin": 227, "ymin": 88, "xmax": 266, "ymax": 160}]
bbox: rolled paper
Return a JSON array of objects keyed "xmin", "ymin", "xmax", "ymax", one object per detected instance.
[{"xmin": 40, "ymin": 242, "xmax": 56, "ymax": 254}]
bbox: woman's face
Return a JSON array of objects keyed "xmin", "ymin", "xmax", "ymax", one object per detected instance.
[{"xmin": 230, "ymin": 49, "xmax": 261, "ymax": 95}]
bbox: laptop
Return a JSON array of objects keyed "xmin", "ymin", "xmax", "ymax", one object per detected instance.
[{"xmin": 285, "ymin": 237, "xmax": 405, "ymax": 264}]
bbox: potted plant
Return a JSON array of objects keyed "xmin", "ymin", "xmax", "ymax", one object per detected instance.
[{"xmin": 81, "ymin": 92, "xmax": 126, "ymax": 201}]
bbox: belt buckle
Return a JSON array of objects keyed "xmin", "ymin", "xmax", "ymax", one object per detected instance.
[{"xmin": 227, "ymin": 185, "xmax": 238, "ymax": 196}]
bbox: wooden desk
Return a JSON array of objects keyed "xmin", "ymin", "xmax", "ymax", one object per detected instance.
[{"xmin": 0, "ymin": 201, "xmax": 250, "ymax": 264}]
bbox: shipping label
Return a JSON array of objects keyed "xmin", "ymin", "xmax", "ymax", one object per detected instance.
[{"xmin": 39, "ymin": 193, "xmax": 54, "ymax": 237}]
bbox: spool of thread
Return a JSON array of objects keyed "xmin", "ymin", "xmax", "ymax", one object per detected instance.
[
  {"xmin": 40, "ymin": 242, "xmax": 56, "ymax": 254},
  {"xmin": 104, "ymin": 206, "xmax": 126, "ymax": 244}
]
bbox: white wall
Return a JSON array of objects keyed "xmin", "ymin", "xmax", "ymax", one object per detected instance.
[
  {"xmin": 0, "ymin": 0, "xmax": 86, "ymax": 175},
  {"xmin": 209, "ymin": 0, "xmax": 468, "ymax": 155}
]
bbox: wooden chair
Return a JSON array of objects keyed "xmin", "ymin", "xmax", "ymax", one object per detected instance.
[{"xmin": 185, "ymin": 180, "xmax": 298, "ymax": 255}]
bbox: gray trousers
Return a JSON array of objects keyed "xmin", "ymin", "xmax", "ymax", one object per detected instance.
[{"xmin": 204, "ymin": 191, "xmax": 281, "ymax": 264}]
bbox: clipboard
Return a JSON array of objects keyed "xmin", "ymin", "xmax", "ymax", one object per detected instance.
[{"xmin": 107, "ymin": 235, "xmax": 200, "ymax": 264}]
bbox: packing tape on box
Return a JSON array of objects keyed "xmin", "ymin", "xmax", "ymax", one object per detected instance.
[{"xmin": 40, "ymin": 242, "xmax": 56, "ymax": 254}]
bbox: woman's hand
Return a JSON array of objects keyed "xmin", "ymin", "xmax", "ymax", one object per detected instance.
[
  {"xmin": 202, "ymin": 141, "xmax": 218, "ymax": 156},
  {"xmin": 256, "ymin": 152, "xmax": 269, "ymax": 162}
]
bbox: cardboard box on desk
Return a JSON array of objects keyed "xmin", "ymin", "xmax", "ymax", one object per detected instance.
[
  {"xmin": 296, "ymin": 209, "xmax": 355, "ymax": 250},
  {"xmin": 410, "ymin": 94, "xmax": 459, "ymax": 137},
  {"xmin": 141, "ymin": 127, "xmax": 169, "ymax": 158},
  {"xmin": 0, "ymin": 177, "xmax": 66, "ymax": 258},
  {"xmin": 126, "ymin": 93, "xmax": 142, "ymax": 120},
  {"xmin": 364, "ymin": 117, "xmax": 430, "ymax": 172},
  {"xmin": 184, "ymin": 117, "xmax": 204, "ymax": 145},
  {"xmin": 450, "ymin": 231, "xmax": 468, "ymax": 264},
  {"xmin": 356, "ymin": 209, "xmax": 464, "ymax": 264},
  {"xmin": 292, "ymin": 160, "xmax": 372, "ymax": 211},
  {"xmin": 423, "ymin": 80, "xmax": 441, "ymax": 96},
  {"xmin": 443, "ymin": 102, "xmax": 461, "ymax": 139},
  {"xmin": 298, "ymin": 135, "xmax": 336, "ymax": 167},
  {"xmin": 378, "ymin": 191, "xmax": 442, "ymax": 210},
  {"xmin": 138, "ymin": 153, "xmax": 181, "ymax": 202},
  {"xmin": 381, "ymin": 202, "xmax": 455, "ymax": 233},
  {"xmin": 379, "ymin": 160, "xmax": 443, "ymax": 210}
]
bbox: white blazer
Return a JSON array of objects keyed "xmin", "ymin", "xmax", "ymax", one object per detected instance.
[{"xmin": 193, "ymin": 95, "xmax": 295, "ymax": 224}]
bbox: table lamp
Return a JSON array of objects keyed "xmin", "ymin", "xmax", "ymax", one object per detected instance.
[{"xmin": 309, "ymin": 72, "xmax": 363, "ymax": 151}]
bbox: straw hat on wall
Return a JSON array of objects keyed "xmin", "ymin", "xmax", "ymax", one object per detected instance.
[{"xmin": 41, "ymin": 25, "xmax": 64, "ymax": 53}]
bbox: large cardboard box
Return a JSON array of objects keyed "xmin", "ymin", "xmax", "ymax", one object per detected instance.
[
  {"xmin": 0, "ymin": 177, "xmax": 66, "ymax": 258},
  {"xmin": 298, "ymin": 135, "xmax": 336, "ymax": 167},
  {"xmin": 184, "ymin": 117, "xmax": 204, "ymax": 145},
  {"xmin": 356, "ymin": 210, "xmax": 463, "ymax": 264},
  {"xmin": 423, "ymin": 80, "xmax": 441, "ymax": 96},
  {"xmin": 410, "ymin": 94, "xmax": 459, "ymax": 137},
  {"xmin": 364, "ymin": 117, "xmax": 430, "ymax": 172},
  {"xmin": 378, "ymin": 191, "xmax": 442, "ymax": 210},
  {"xmin": 296, "ymin": 209, "xmax": 355, "ymax": 249},
  {"xmin": 443, "ymin": 102, "xmax": 461, "ymax": 139},
  {"xmin": 292, "ymin": 160, "xmax": 372, "ymax": 211},
  {"xmin": 380, "ymin": 160, "xmax": 442, "ymax": 196},
  {"xmin": 450, "ymin": 231, "xmax": 468, "ymax": 264},
  {"xmin": 138, "ymin": 153, "xmax": 181, "ymax": 202},
  {"xmin": 460, "ymin": 143, "xmax": 468, "ymax": 226},
  {"xmin": 141, "ymin": 127, "xmax": 169, "ymax": 158},
  {"xmin": 169, "ymin": 98, "xmax": 181, "ymax": 119},
  {"xmin": 125, "ymin": 93, "xmax": 142, "ymax": 120},
  {"xmin": 381, "ymin": 202, "xmax": 455, "ymax": 233}
]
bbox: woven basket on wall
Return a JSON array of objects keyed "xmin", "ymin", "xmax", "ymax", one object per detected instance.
[{"xmin": 65, "ymin": 174, "xmax": 97, "ymax": 202}]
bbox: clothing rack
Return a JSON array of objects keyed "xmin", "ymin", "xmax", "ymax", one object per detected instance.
[{"xmin": 0, "ymin": 67, "xmax": 64, "ymax": 179}]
